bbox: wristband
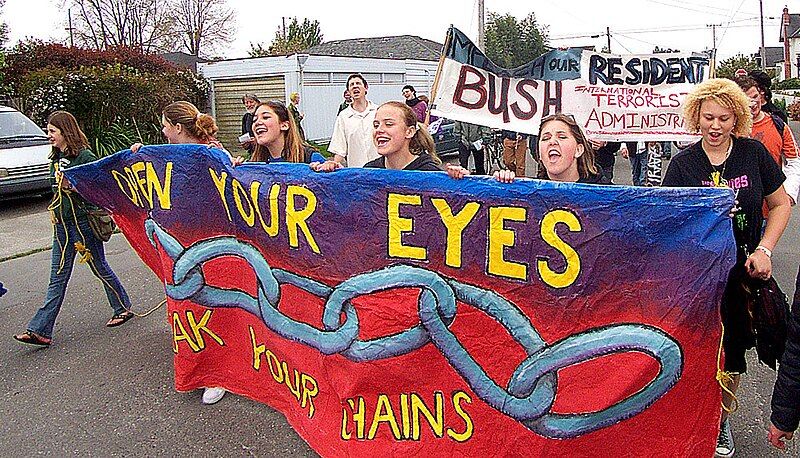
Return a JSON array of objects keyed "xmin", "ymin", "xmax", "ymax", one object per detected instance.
[{"xmin": 755, "ymin": 245, "xmax": 772, "ymax": 258}]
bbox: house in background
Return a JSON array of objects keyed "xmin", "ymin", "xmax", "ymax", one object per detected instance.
[
  {"xmin": 778, "ymin": 7, "xmax": 800, "ymax": 80},
  {"xmin": 198, "ymin": 35, "xmax": 442, "ymax": 150},
  {"xmin": 752, "ymin": 46, "xmax": 784, "ymax": 73},
  {"xmin": 159, "ymin": 52, "xmax": 208, "ymax": 73}
]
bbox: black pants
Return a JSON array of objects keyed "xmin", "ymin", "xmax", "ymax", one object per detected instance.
[{"xmin": 458, "ymin": 142, "xmax": 485, "ymax": 175}]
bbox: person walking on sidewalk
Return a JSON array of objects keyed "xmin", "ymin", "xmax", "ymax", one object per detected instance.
[
  {"xmin": 501, "ymin": 130, "xmax": 527, "ymax": 177},
  {"xmin": 13, "ymin": 111, "xmax": 134, "ymax": 348},
  {"xmin": 454, "ymin": 121, "xmax": 489, "ymax": 175}
]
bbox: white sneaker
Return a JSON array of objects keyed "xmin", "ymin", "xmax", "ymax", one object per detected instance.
[
  {"xmin": 715, "ymin": 418, "xmax": 735, "ymax": 457},
  {"xmin": 202, "ymin": 387, "xmax": 226, "ymax": 405}
]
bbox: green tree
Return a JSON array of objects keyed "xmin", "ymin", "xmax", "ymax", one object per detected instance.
[
  {"xmin": 0, "ymin": 0, "xmax": 7, "ymax": 47},
  {"xmin": 249, "ymin": 17, "xmax": 323, "ymax": 57},
  {"xmin": 484, "ymin": 12, "xmax": 548, "ymax": 68},
  {"xmin": 716, "ymin": 54, "xmax": 758, "ymax": 79}
]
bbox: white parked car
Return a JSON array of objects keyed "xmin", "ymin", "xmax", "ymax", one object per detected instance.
[{"xmin": 0, "ymin": 106, "xmax": 51, "ymax": 197}]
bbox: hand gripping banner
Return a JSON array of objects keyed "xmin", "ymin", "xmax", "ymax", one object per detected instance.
[{"xmin": 65, "ymin": 145, "xmax": 735, "ymax": 457}]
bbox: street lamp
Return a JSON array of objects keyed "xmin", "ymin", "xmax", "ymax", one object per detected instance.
[
  {"xmin": 296, "ymin": 54, "xmax": 310, "ymax": 99},
  {"xmin": 296, "ymin": 53, "xmax": 309, "ymax": 132}
]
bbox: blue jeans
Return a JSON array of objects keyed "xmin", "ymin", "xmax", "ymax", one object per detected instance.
[
  {"xmin": 630, "ymin": 149, "xmax": 649, "ymax": 186},
  {"xmin": 27, "ymin": 217, "xmax": 130, "ymax": 338}
]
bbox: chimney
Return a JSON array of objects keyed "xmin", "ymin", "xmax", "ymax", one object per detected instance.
[{"xmin": 784, "ymin": 6, "xmax": 792, "ymax": 78}]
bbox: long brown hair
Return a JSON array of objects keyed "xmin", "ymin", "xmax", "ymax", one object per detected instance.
[
  {"xmin": 162, "ymin": 101, "xmax": 218, "ymax": 143},
  {"xmin": 380, "ymin": 101, "xmax": 441, "ymax": 164},
  {"xmin": 537, "ymin": 113, "xmax": 598, "ymax": 180},
  {"xmin": 250, "ymin": 101, "xmax": 309, "ymax": 163},
  {"xmin": 47, "ymin": 111, "xmax": 89, "ymax": 159}
]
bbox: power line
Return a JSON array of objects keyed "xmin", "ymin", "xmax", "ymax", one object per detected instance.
[
  {"xmin": 641, "ymin": 0, "xmax": 756, "ymax": 18},
  {"xmin": 611, "ymin": 34, "xmax": 633, "ymax": 53},
  {"xmin": 657, "ymin": 0, "xmax": 756, "ymax": 15},
  {"xmin": 613, "ymin": 32, "xmax": 661, "ymax": 49},
  {"xmin": 718, "ymin": 0, "xmax": 748, "ymax": 45},
  {"xmin": 549, "ymin": 20, "xmax": 778, "ymax": 41}
]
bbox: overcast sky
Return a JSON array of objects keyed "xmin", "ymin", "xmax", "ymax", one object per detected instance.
[{"xmin": 3, "ymin": 0, "xmax": 796, "ymax": 62}]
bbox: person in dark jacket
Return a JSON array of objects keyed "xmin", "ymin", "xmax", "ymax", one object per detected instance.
[
  {"xmin": 589, "ymin": 140, "xmax": 624, "ymax": 182},
  {"xmin": 768, "ymin": 264, "xmax": 800, "ymax": 450},
  {"xmin": 311, "ymin": 101, "xmax": 442, "ymax": 173},
  {"xmin": 749, "ymin": 70, "xmax": 789, "ymax": 123},
  {"xmin": 240, "ymin": 94, "xmax": 260, "ymax": 154}
]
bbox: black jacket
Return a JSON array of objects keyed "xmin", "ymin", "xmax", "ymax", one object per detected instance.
[
  {"xmin": 594, "ymin": 142, "xmax": 620, "ymax": 168},
  {"xmin": 771, "ymin": 265, "xmax": 800, "ymax": 432},
  {"xmin": 579, "ymin": 170, "xmax": 612, "ymax": 184},
  {"xmin": 364, "ymin": 153, "xmax": 443, "ymax": 171}
]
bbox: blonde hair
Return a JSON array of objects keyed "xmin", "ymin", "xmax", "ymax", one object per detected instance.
[
  {"xmin": 162, "ymin": 101, "xmax": 218, "ymax": 143},
  {"xmin": 289, "ymin": 92, "xmax": 300, "ymax": 103},
  {"xmin": 683, "ymin": 78, "xmax": 752, "ymax": 137},
  {"xmin": 379, "ymin": 101, "xmax": 441, "ymax": 164}
]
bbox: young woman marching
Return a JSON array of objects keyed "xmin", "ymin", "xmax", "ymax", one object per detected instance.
[
  {"xmin": 662, "ymin": 78, "xmax": 791, "ymax": 457},
  {"xmin": 14, "ymin": 111, "xmax": 133, "ymax": 347},
  {"xmin": 311, "ymin": 101, "xmax": 442, "ymax": 172},
  {"xmin": 234, "ymin": 101, "xmax": 325, "ymax": 165}
]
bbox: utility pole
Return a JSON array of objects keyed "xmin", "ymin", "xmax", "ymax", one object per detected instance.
[
  {"xmin": 477, "ymin": 0, "xmax": 485, "ymax": 51},
  {"xmin": 708, "ymin": 23, "xmax": 720, "ymax": 61},
  {"xmin": 282, "ymin": 17, "xmax": 287, "ymax": 41},
  {"xmin": 606, "ymin": 27, "xmax": 611, "ymax": 53},
  {"xmin": 66, "ymin": 8, "xmax": 75, "ymax": 47},
  {"xmin": 759, "ymin": 0, "xmax": 766, "ymax": 70}
]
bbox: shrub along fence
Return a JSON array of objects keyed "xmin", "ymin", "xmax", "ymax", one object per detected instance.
[{"xmin": 3, "ymin": 42, "xmax": 209, "ymax": 156}]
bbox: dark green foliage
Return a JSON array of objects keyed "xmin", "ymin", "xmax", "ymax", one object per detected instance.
[
  {"xmin": 484, "ymin": 12, "xmax": 548, "ymax": 69},
  {"xmin": 3, "ymin": 42, "xmax": 209, "ymax": 156},
  {"xmin": 715, "ymin": 54, "xmax": 759, "ymax": 79}
]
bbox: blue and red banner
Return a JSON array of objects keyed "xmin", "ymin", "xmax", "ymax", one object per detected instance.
[{"xmin": 65, "ymin": 145, "xmax": 735, "ymax": 457}]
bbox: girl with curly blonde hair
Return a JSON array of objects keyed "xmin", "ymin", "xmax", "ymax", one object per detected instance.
[{"xmin": 663, "ymin": 77, "xmax": 791, "ymax": 457}]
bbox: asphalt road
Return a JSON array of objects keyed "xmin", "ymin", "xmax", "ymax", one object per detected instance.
[{"xmin": 0, "ymin": 156, "xmax": 798, "ymax": 456}]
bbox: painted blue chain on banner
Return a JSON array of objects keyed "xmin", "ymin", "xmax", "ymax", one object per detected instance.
[{"xmin": 145, "ymin": 219, "xmax": 683, "ymax": 439}]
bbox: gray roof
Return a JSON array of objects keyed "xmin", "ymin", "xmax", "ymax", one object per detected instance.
[
  {"xmin": 159, "ymin": 52, "xmax": 209, "ymax": 72},
  {"xmin": 752, "ymin": 47, "xmax": 785, "ymax": 66},
  {"xmin": 303, "ymin": 35, "xmax": 443, "ymax": 61},
  {"xmin": 780, "ymin": 14, "xmax": 800, "ymax": 41}
]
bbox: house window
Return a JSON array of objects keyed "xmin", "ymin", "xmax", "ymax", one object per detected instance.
[{"xmin": 383, "ymin": 73, "xmax": 405, "ymax": 83}]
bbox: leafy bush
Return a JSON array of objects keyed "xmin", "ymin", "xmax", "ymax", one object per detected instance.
[
  {"xmin": 788, "ymin": 100, "xmax": 800, "ymax": 121},
  {"xmin": 93, "ymin": 119, "xmax": 159, "ymax": 157},
  {"xmin": 3, "ymin": 40, "xmax": 175, "ymax": 93},
  {"xmin": 774, "ymin": 98, "xmax": 787, "ymax": 113},
  {"xmin": 1, "ymin": 41, "xmax": 209, "ymax": 156},
  {"xmin": 775, "ymin": 78, "xmax": 800, "ymax": 90}
]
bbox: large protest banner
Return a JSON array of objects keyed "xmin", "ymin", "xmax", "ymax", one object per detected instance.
[
  {"xmin": 432, "ymin": 27, "xmax": 709, "ymax": 141},
  {"xmin": 65, "ymin": 145, "xmax": 735, "ymax": 457}
]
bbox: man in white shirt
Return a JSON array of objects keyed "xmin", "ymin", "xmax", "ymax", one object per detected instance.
[{"xmin": 329, "ymin": 74, "xmax": 379, "ymax": 167}]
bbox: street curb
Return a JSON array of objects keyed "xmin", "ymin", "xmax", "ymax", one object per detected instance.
[{"xmin": 0, "ymin": 246, "xmax": 52, "ymax": 263}]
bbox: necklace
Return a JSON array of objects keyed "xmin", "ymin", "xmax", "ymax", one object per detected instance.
[{"xmin": 707, "ymin": 139, "xmax": 733, "ymax": 188}]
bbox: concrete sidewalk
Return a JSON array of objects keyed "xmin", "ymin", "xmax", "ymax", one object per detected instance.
[{"xmin": 0, "ymin": 207, "xmax": 53, "ymax": 261}]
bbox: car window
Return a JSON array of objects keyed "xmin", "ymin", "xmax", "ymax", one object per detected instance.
[{"xmin": 0, "ymin": 111, "xmax": 47, "ymax": 139}]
